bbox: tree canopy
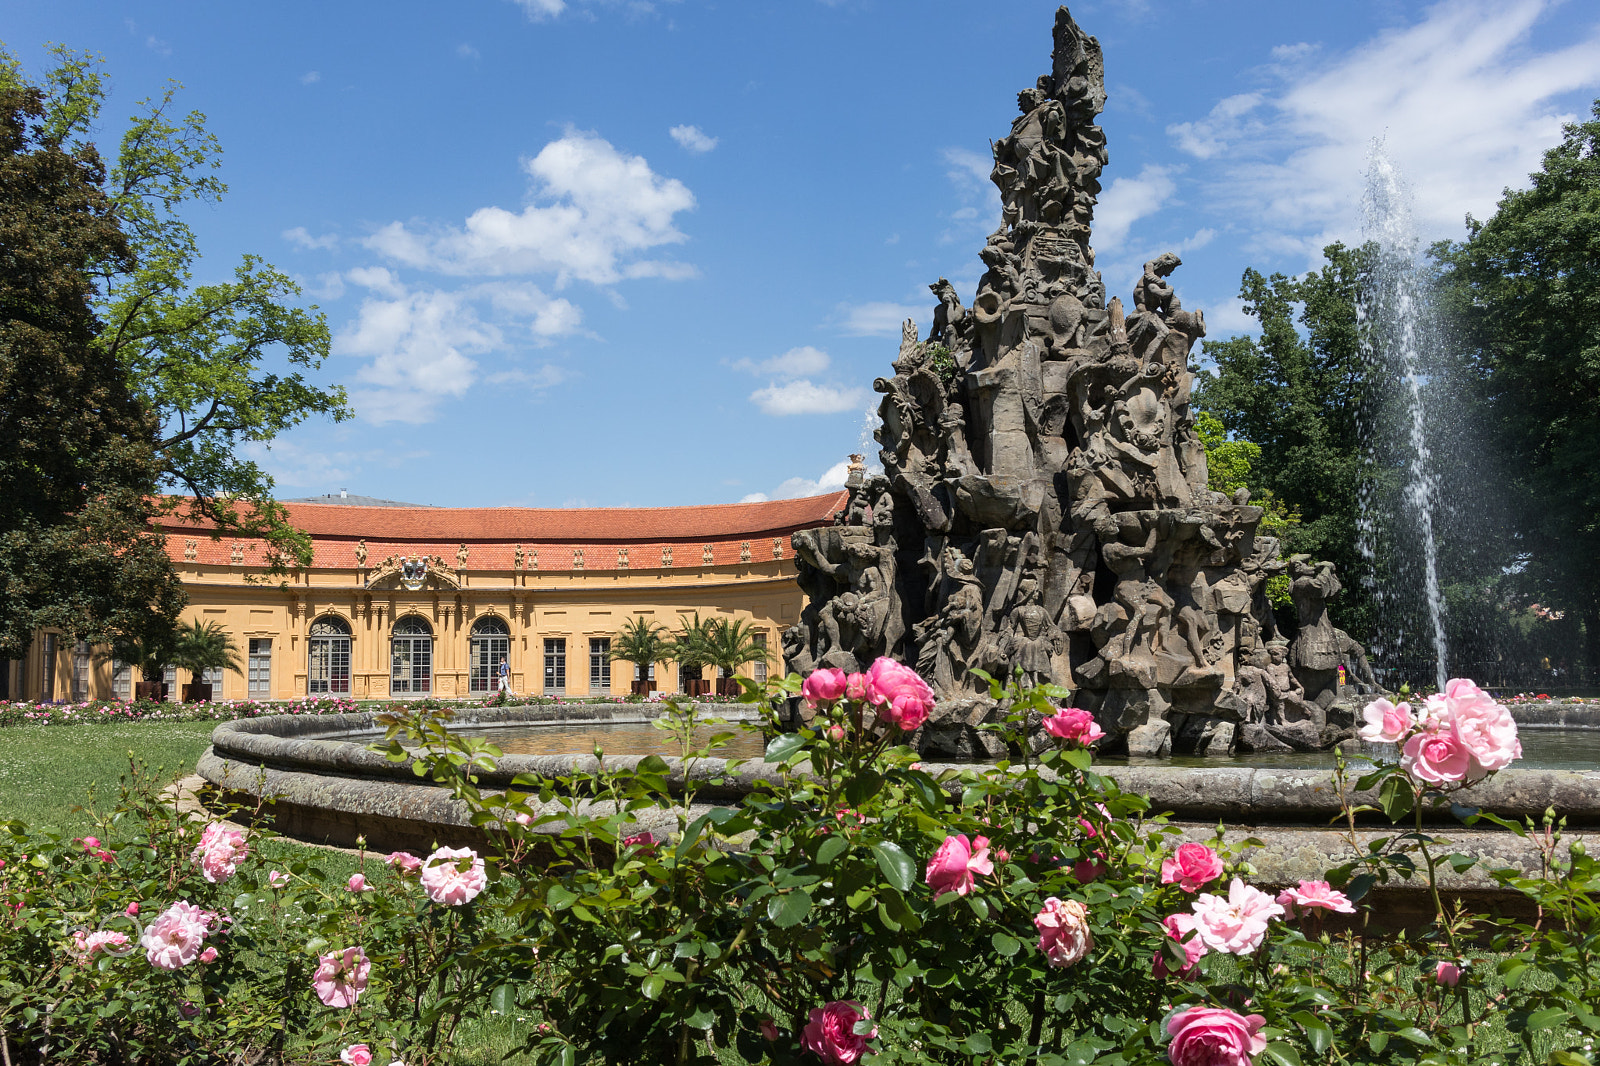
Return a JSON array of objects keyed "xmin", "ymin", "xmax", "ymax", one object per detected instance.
[{"xmin": 0, "ymin": 77, "xmax": 184, "ymax": 658}]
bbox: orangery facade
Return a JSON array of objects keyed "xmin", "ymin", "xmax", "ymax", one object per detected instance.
[{"xmin": 1, "ymin": 491, "xmax": 847, "ymax": 703}]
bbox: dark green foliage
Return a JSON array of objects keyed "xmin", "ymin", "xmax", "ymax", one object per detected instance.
[
  {"xmin": 0, "ymin": 79, "xmax": 184, "ymax": 659},
  {"xmin": 1432, "ymin": 99, "xmax": 1600, "ymax": 678},
  {"xmin": 171, "ymin": 617, "xmax": 243, "ymax": 684}
]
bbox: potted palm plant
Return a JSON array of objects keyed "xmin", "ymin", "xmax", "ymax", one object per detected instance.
[
  {"xmin": 110, "ymin": 632, "xmax": 176, "ymax": 702},
  {"xmin": 610, "ymin": 617, "xmax": 671, "ymax": 696},
  {"xmin": 704, "ymin": 618, "xmax": 770, "ymax": 697},
  {"xmin": 669, "ymin": 614, "xmax": 715, "ymax": 697},
  {"xmin": 172, "ymin": 620, "xmax": 243, "ymax": 702}
]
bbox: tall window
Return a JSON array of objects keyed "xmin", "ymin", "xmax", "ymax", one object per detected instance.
[
  {"xmin": 308, "ymin": 616, "xmax": 352, "ymax": 695},
  {"xmin": 112, "ymin": 660, "xmax": 132, "ymax": 700},
  {"xmin": 41, "ymin": 634, "xmax": 56, "ymax": 701},
  {"xmin": 248, "ymin": 639, "xmax": 272, "ymax": 698},
  {"xmin": 469, "ymin": 618, "xmax": 510, "ymax": 693},
  {"xmin": 543, "ymin": 638, "xmax": 566, "ymax": 695},
  {"xmin": 390, "ymin": 616, "xmax": 433, "ymax": 696},
  {"xmin": 590, "ymin": 638, "xmax": 611, "ymax": 694},
  {"xmin": 164, "ymin": 665, "xmax": 177, "ymax": 695},
  {"xmin": 753, "ymin": 632, "xmax": 768, "ymax": 684},
  {"xmin": 201, "ymin": 666, "xmax": 224, "ymax": 693},
  {"xmin": 72, "ymin": 642, "xmax": 90, "ymax": 701}
]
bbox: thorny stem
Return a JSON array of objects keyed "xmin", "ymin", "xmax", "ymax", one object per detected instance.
[{"xmin": 1413, "ymin": 787, "xmax": 1461, "ymax": 958}]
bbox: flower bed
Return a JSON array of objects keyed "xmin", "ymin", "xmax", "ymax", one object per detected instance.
[{"xmin": 1, "ymin": 665, "xmax": 1596, "ymax": 1065}]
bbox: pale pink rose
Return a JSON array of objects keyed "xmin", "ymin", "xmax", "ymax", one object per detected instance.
[
  {"xmin": 1042, "ymin": 708, "xmax": 1106, "ymax": 746},
  {"xmin": 863, "ymin": 658, "xmax": 936, "ymax": 732},
  {"xmin": 1434, "ymin": 960, "xmax": 1460, "ymax": 986},
  {"xmin": 1401, "ymin": 724, "xmax": 1473, "ymax": 785},
  {"xmin": 347, "ymin": 874, "xmax": 372, "ymax": 893},
  {"xmin": 1034, "ymin": 896, "xmax": 1093, "ymax": 968},
  {"xmin": 1160, "ymin": 843, "xmax": 1224, "ymax": 893},
  {"xmin": 1167, "ymin": 1007, "xmax": 1267, "ymax": 1066},
  {"xmin": 1190, "ymin": 878, "xmax": 1284, "ymax": 955},
  {"xmin": 191, "ymin": 822, "xmax": 249, "ymax": 885},
  {"xmin": 843, "ymin": 672, "xmax": 867, "ymax": 702},
  {"xmin": 514, "ymin": 811, "xmax": 533, "ymax": 826},
  {"xmin": 420, "ymin": 846, "xmax": 488, "ymax": 906},
  {"xmin": 71, "ymin": 929, "xmax": 130, "ymax": 964},
  {"xmin": 268, "ymin": 871, "xmax": 289, "ymax": 888},
  {"xmin": 759, "ymin": 1019, "xmax": 780, "ymax": 1042},
  {"xmin": 199, "ymin": 946, "xmax": 218, "ymax": 963},
  {"xmin": 341, "ymin": 1044, "xmax": 375, "ymax": 1066},
  {"xmin": 141, "ymin": 900, "xmax": 212, "ymax": 970},
  {"xmin": 1443, "ymin": 680, "xmax": 1521, "ymax": 778},
  {"xmin": 924, "ymin": 834, "xmax": 993, "ymax": 899},
  {"xmin": 385, "ymin": 851, "xmax": 423, "ymax": 875},
  {"xmin": 1152, "ymin": 912, "xmax": 1207, "ymax": 979},
  {"xmin": 801, "ymin": 1000, "xmax": 874, "ymax": 1065},
  {"xmin": 802, "ymin": 668, "xmax": 848, "ymax": 707},
  {"xmin": 1276, "ymin": 880, "xmax": 1356, "ymax": 917},
  {"xmin": 313, "ymin": 945, "xmax": 371, "ymax": 1008},
  {"xmin": 1358, "ymin": 698, "xmax": 1414, "ymax": 744}
]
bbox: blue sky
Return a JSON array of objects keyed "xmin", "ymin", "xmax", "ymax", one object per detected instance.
[{"xmin": 7, "ymin": 0, "xmax": 1600, "ymax": 508}]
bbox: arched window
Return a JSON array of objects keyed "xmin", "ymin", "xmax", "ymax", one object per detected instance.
[
  {"xmin": 390, "ymin": 616, "xmax": 433, "ymax": 696},
  {"xmin": 308, "ymin": 616, "xmax": 352, "ymax": 695},
  {"xmin": 469, "ymin": 617, "xmax": 510, "ymax": 693}
]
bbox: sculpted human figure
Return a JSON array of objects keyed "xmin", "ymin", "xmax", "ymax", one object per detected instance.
[
  {"xmin": 1133, "ymin": 253, "xmax": 1183, "ymax": 316},
  {"xmin": 940, "ymin": 402, "xmax": 976, "ymax": 477},
  {"xmin": 1001, "ymin": 572, "xmax": 1062, "ymax": 687},
  {"xmin": 929, "ymin": 279, "xmax": 967, "ymax": 345}
]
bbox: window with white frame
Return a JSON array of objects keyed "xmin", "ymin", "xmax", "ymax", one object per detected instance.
[
  {"xmin": 112, "ymin": 660, "xmax": 132, "ymax": 700},
  {"xmin": 390, "ymin": 616, "xmax": 433, "ymax": 696},
  {"xmin": 72, "ymin": 642, "xmax": 90, "ymax": 701},
  {"xmin": 308, "ymin": 616, "xmax": 352, "ymax": 695},
  {"xmin": 544, "ymin": 638, "xmax": 566, "ymax": 694},
  {"xmin": 42, "ymin": 634, "xmax": 56, "ymax": 701},
  {"xmin": 590, "ymin": 638, "xmax": 610, "ymax": 693},
  {"xmin": 248, "ymin": 638, "xmax": 272, "ymax": 698},
  {"xmin": 469, "ymin": 618, "xmax": 510, "ymax": 693},
  {"xmin": 753, "ymin": 632, "xmax": 768, "ymax": 684}
]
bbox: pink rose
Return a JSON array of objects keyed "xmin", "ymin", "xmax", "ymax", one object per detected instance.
[
  {"xmin": 1434, "ymin": 960, "xmax": 1460, "ymax": 986},
  {"xmin": 802, "ymin": 668, "xmax": 848, "ymax": 707},
  {"xmin": 126, "ymin": 902, "xmax": 139, "ymax": 916},
  {"xmin": 72, "ymin": 929, "xmax": 130, "ymax": 964},
  {"xmin": 199, "ymin": 946, "xmax": 218, "ymax": 963},
  {"xmin": 1167, "ymin": 1007, "xmax": 1267, "ymax": 1066},
  {"xmin": 313, "ymin": 946, "xmax": 371, "ymax": 1008},
  {"xmin": 863, "ymin": 658, "xmax": 935, "ymax": 732},
  {"xmin": 1042, "ymin": 708, "xmax": 1106, "ymax": 746},
  {"xmin": 1190, "ymin": 878, "xmax": 1284, "ymax": 956},
  {"xmin": 420, "ymin": 846, "xmax": 488, "ymax": 906},
  {"xmin": 348, "ymin": 874, "xmax": 372, "ymax": 893},
  {"xmin": 386, "ymin": 851, "xmax": 423, "ymax": 875},
  {"xmin": 190, "ymin": 822, "xmax": 249, "ymax": 885},
  {"xmin": 801, "ymin": 1000, "xmax": 874, "ymax": 1065},
  {"xmin": 924, "ymin": 833, "xmax": 993, "ymax": 899},
  {"xmin": 1401, "ymin": 724, "xmax": 1473, "ymax": 784},
  {"xmin": 268, "ymin": 871, "xmax": 289, "ymax": 888},
  {"xmin": 140, "ymin": 900, "xmax": 212, "ymax": 970},
  {"xmin": 1358, "ymin": 698, "xmax": 1413, "ymax": 744},
  {"xmin": 844, "ymin": 672, "xmax": 867, "ymax": 702},
  {"xmin": 341, "ymin": 1043, "xmax": 375, "ymax": 1066},
  {"xmin": 1160, "ymin": 843, "xmax": 1224, "ymax": 893},
  {"xmin": 514, "ymin": 811, "xmax": 533, "ymax": 826},
  {"xmin": 1276, "ymin": 880, "xmax": 1356, "ymax": 917},
  {"xmin": 1443, "ymin": 680, "xmax": 1521, "ymax": 778},
  {"xmin": 1152, "ymin": 913, "xmax": 1207, "ymax": 979},
  {"xmin": 621, "ymin": 830, "xmax": 658, "ymax": 852},
  {"xmin": 1034, "ymin": 896, "xmax": 1093, "ymax": 968},
  {"xmin": 759, "ymin": 1019, "xmax": 780, "ymax": 1041},
  {"xmin": 1072, "ymin": 852, "xmax": 1107, "ymax": 883},
  {"xmin": 826, "ymin": 723, "xmax": 846, "ymax": 743}
]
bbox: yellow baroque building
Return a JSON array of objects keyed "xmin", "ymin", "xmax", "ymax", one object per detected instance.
[{"xmin": 2, "ymin": 491, "xmax": 846, "ymax": 703}]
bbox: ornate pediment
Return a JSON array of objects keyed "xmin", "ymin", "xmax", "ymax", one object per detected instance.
[{"xmin": 364, "ymin": 554, "xmax": 463, "ymax": 591}]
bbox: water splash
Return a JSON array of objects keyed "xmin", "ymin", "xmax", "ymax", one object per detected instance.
[{"xmin": 1357, "ymin": 142, "xmax": 1448, "ymax": 691}]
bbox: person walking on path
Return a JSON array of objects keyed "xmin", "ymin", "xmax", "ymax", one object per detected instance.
[{"xmin": 498, "ymin": 657, "xmax": 512, "ymax": 696}]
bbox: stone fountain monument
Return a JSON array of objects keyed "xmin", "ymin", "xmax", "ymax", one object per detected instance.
[{"xmin": 784, "ymin": 7, "xmax": 1378, "ymax": 757}]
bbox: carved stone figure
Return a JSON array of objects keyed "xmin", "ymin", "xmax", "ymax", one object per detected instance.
[{"xmin": 785, "ymin": 6, "xmax": 1377, "ymax": 757}]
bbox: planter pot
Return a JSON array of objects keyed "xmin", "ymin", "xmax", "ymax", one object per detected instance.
[
  {"xmin": 134, "ymin": 681, "xmax": 167, "ymax": 702},
  {"xmin": 181, "ymin": 683, "xmax": 213, "ymax": 703},
  {"xmin": 631, "ymin": 680, "xmax": 653, "ymax": 696},
  {"xmin": 716, "ymin": 678, "xmax": 740, "ymax": 697}
]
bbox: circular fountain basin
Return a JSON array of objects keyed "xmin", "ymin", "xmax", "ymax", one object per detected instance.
[{"xmin": 195, "ymin": 701, "xmax": 1600, "ymax": 922}]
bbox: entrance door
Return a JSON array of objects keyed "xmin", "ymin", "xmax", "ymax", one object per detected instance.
[{"xmin": 390, "ymin": 616, "xmax": 433, "ymax": 696}]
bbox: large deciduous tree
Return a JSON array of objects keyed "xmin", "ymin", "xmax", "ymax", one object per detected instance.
[
  {"xmin": 1433, "ymin": 100, "xmax": 1600, "ymax": 677},
  {"xmin": 0, "ymin": 78, "xmax": 184, "ymax": 658},
  {"xmin": 3, "ymin": 47, "xmax": 350, "ymax": 568}
]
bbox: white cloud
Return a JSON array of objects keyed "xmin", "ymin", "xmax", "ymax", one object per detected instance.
[
  {"xmin": 456, "ymin": 43, "xmax": 480, "ymax": 59},
  {"xmin": 835, "ymin": 301, "xmax": 921, "ymax": 337},
  {"xmin": 731, "ymin": 345, "xmax": 830, "ymax": 378},
  {"xmin": 767, "ymin": 459, "xmax": 851, "ymax": 499},
  {"xmin": 669, "ymin": 124, "xmax": 718, "ymax": 153},
  {"xmin": 1204, "ymin": 296, "xmax": 1261, "ymax": 336},
  {"xmin": 346, "ymin": 266, "xmax": 406, "ymax": 299},
  {"xmin": 241, "ymin": 439, "xmax": 369, "ymax": 491},
  {"xmin": 941, "ymin": 146, "xmax": 1001, "ymax": 241},
  {"xmin": 510, "ymin": 0, "xmax": 566, "ymax": 17},
  {"xmin": 1173, "ymin": 0, "xmax": 1600, "ymax": 258},
  {"xmin": 749, "ymin": 381, "xmax": 868, "ymax": 417},
  {"xmin": 365, "ymin": 129, "xmax": 695, "ymax": 286},
  {"xmin": 300, "ymin": 70, "xmax": 321, "ymax": 85},
  {"xmin": 1092, "ymin": 164, "xmax": 1180, "ymax": 255},
  {"xmin": 739, "ymin": 492, "xmax": 769, "ymax": 503},
  {"xmin": 284, "ymin": 226, "xmax": 338, "ymax": 251}
]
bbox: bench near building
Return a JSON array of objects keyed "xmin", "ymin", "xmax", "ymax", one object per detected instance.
[{"xmin": 2, "ymin": 491, "xmax": 846, "ymax": 703}]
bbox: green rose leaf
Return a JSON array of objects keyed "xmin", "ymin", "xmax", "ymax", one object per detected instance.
[{"xmin": 871, "ymin": 841, "xmax": 916, "ymax": 892}]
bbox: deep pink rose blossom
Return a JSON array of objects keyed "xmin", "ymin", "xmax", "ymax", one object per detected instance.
[
  {"xmin": 1152, "ymin": 913, "xmax": 1207, "ymax": 979},
  {"xmin": 1191, "ymin": 879, "xmax": 1284, "ymax": 956},
  {"xmin": 1042, "ymin": 708, "xmax": 1106, "ymax": 746},
  {"xmin": 341, "ymin": 1043, "xmax": 374, "ymax": 1066},
  {"xmin": 862, "ymin": 658, "xmax": 935, "ymax": 732},
  {"xmin": 1276, "ymin": 880, "xmax": 1356, "ymax": 917},
  {"xmin": 313, "ymin": 946, "xmax": 371, "ymax": 1008},
  {"xmin": 1435, "ymin": 960, "xmax": 1460, "ymax": 986},
  {"xmin": 386, "ymin": 851, "xmax": 423, "ymax": 875},
  {"xmin": 621, "ymin": 831, "xmax": 658, "ymax": 852},
  {"xmin": 1358, "ymin": 698, "xmax": 1414, "ymax": 744},
  {"xmin": 801, "ymin": 1000, "xmax": 874, "ymax": 1065},
  {"xmin": 125, "ymin": 902, "xmax": 139, "ymax": 916},
  {"xmin": 759, "ymin": 1019, "xmax": 780, "ymax": 1042},
  {"xmin": 1034, "ymin": 897, "xmax": 1093, "ymax": 968},
  {"xmin": 1160, "ymin": 843, "xmax": 1224, "ymax": 893},
  {"xmin": 420, "ymin": 846, "xmax": 487, "ymax": 906},
  {"xmin": 844, "ymin": 672, "xmax": 867, "ymax": 702},
  {"xmin": 924, "ymin": 833, "xmax": 994, "ymax": 899},
  {"xmin": 1167, "ymin": 1007, "xmax": 1266, "ymax": 1066},
  {"xmin": 199, "ymin": 946, "xmax": 218, "ymax": 963},
  {"xmin": 802, "ymin": 668, "xmax": 848, "ymax": 707},
  {"xmin": 141, "ymin": 901, "xmax": 212, "ymax": 970}
]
